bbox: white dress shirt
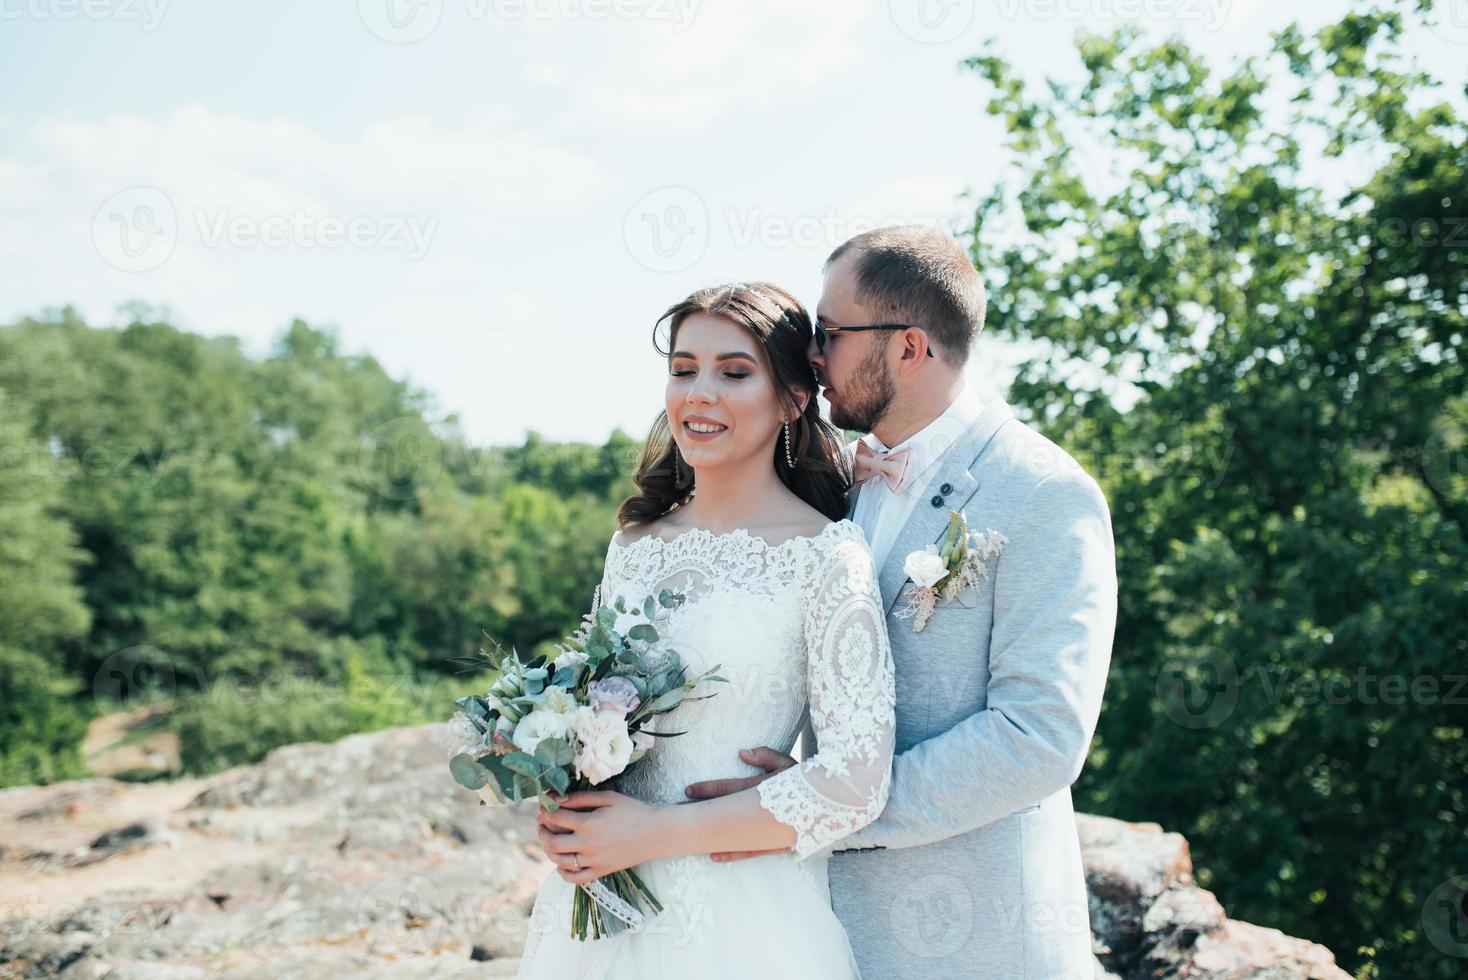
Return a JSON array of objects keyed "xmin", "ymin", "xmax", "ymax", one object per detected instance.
[{"xmin": 849, "ymin": 384, "xmax": 985, "ymax": 571}]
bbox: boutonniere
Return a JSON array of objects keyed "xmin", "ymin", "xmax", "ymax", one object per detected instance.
[{"xmin": 895, "ymin": 511, "xmax": 1007, "ymax": 633}]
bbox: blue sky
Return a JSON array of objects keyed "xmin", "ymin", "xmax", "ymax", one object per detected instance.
[{"xmin": 2, "ymin": 0, "xmax": 1464, "ymax": 445}]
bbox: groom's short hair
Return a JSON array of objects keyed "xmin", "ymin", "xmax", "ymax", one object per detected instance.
[{"xmin": 825, "ymin": 225, "xmax": 986, "ymax": 368}]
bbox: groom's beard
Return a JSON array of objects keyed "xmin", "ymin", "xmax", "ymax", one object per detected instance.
[{"xmin": 829, "ymin": 346, "xmax": 896, "ymax": 433}]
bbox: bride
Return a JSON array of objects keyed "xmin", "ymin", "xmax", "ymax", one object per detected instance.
[{"xmin": 515, "ymin": 282, "xmax": 897, "ymax": 978}]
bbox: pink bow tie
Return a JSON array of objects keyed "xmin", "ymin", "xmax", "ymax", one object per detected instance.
[{"xmin": 853, "ymin": 440, "xmax": 915, "ymax": 494}]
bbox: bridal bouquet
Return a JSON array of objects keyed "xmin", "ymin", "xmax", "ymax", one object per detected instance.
[{"xmin": 447, "ymin": 588, "xmax": 724, "ymax": 941}]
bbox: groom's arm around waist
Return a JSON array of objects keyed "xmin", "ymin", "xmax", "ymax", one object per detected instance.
[{"xmin": 839, "ymin": 469, "xmax": 1117, "ymax": 853}]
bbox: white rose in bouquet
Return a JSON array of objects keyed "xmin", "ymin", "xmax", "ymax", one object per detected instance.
[
  {"xmin": 552, "ymin": 647, "xmax": 588, "ymax": 673},
  {"xmin": 511, "ymin": 709, "xmax": 570, "ymax": 755},
  {"xmin": 904, "ymin": 544, "xmax": 949, "ymax": 588},
  {"xmin": 538, "ymin": 685, "xmax": 578, "ymax": 715},
  {"xmin": 573, "ymin": 710, "xmax": 635, "ymax": 784}
]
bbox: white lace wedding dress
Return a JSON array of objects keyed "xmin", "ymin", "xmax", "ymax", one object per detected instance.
[{"xmin": 516, "ymin": 519, "xmax": 896, "ymax": 980}]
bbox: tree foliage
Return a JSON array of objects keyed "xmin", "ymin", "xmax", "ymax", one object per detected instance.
[
  {"xmin": 965, "ymin": 2, "xmax": 1465, "ymax": 974},
  {"xmin": 0, "ymin": 310, "xmax": 637, "ymax": 781}
]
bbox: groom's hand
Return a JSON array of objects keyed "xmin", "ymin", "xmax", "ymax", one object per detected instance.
[
  {"xmin": 682, "ymin": 746, "xmax": 796, "ymax": 801},
  {"xmin": 683, "ymin": 747, "xmax": 798, "ymax": 864}
]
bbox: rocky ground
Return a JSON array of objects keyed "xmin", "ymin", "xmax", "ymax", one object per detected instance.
[{"xmin": 0, "ymin": 725, "xmax": 1351, "ymax": 979}]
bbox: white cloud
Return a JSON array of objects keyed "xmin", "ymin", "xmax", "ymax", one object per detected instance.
[
  {"xmin": 566, "ymin": 0, "xmax": 873, "ymax": 131},
  {"xmin": 0, "ymin": 103, "xmax": 606, "ymax": 346}
]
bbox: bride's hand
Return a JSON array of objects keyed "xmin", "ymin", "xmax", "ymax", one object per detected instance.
[{"xmin": 536, "ymin": 790, "xmax": 670, "ymax": 885}]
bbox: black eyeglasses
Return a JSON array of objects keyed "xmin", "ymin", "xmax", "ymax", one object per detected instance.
[{"xmin": 813, "ymin": 321, "xmax": 936, "ymax": 357}]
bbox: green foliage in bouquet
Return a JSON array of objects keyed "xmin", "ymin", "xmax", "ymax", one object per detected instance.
[{"xmin": 448, "ymin": 588, "xmax": 725, "ymax": 941}]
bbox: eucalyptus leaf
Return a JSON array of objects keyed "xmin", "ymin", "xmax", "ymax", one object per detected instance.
[
  {"xmin": 544, "ymin": 767, "xmax": 570, "ymax": 794},
  {"xmin": 449, "ymin": 753, "xmax": 488, "ymax": 790},
  {"xmin": 642, "ymin": 687, "xmax": 689, "ymax": 714},
  {"xmin": 535, "ymin": 737, "xmax": 574, "ymax": 768},
  {"xmin": 503, "ymin": 751, "xmax": 542, "ymax": 778}
]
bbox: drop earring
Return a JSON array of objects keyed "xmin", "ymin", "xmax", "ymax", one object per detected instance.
[
  {"xmin": 674, "ymin": 444, "xmax": 689, "ymax": 487},
  {"xmin": 783, "ymin": 418, "xmax": 797, "ymax": 469}
]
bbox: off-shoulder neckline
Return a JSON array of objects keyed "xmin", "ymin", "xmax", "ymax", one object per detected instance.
[{"xmin": 609, "ymin": 518, "xmax": 862, "ymax": 554}]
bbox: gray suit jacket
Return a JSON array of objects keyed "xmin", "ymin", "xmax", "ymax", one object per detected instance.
[{"xmin": 809, "ymin": 397, "xmax": 1117, "ymax": 980}]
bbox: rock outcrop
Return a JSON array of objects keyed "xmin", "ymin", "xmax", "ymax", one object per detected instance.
[{"xmin": 0, "ymin": 725, "xmax": 1351, "ymax": 979}]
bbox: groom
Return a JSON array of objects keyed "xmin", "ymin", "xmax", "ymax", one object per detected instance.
[{"xmin": 685, "ymin": 226, "xmax": 1117, "ymax": 978}]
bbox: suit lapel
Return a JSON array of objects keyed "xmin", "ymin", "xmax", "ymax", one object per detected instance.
[{"xmin": 878, "ymin": 397, "xmax": 1016, "ymax": 617}]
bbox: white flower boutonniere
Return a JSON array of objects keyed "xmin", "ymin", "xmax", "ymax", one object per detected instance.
[{"xmin": 896, "ymin": 510, "xmax": 1007, "ymax": 632}]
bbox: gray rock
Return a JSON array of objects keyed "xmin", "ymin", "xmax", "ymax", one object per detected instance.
[
  {"xmin": 0, "ymin": 726, "xmax": 1351, "ymax": 979},
  {"xmin": 1077, "ymin": 814, "xmax": 1349, "ymax": 980}
]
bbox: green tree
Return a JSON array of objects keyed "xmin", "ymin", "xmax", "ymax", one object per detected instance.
[
  {"xmin": 966, "ymin": 2, "xmax": 1465, "ymax": 974},
  {"xmin": 0, "ymin": 388, "xmax": 93, "ymax": 784}
]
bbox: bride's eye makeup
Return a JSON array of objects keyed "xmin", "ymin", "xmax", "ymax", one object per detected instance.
[{"xmin": 668, "ymin": 365, "xmax": 752, "ymax": 380}]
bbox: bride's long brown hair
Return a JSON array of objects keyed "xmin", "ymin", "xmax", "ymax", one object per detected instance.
[{"xmin": 617, "ymin": 283, "xmax": 852, "ymax": 529}]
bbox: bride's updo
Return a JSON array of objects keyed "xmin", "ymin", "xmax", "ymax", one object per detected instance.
[{"xmin": 617, "ymin": 282, "xmax": 853, "ymax": 528}]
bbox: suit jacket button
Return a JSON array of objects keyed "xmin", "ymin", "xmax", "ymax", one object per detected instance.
[
  {"xmin": 931, "ymin": 495, "xmax": 944, "ymax": 507},
  {"xmin": 940, "ymin": 483, "xmax": 954, "ymax": 495}
]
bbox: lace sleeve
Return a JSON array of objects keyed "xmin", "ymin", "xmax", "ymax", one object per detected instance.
[
  {"xmin": 756, "ymin": 532, "xmax": 896, "ymax": 858},
  {"xmin": 596, "ymin": 531, "xmax": 625, "ymax": 609}
]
